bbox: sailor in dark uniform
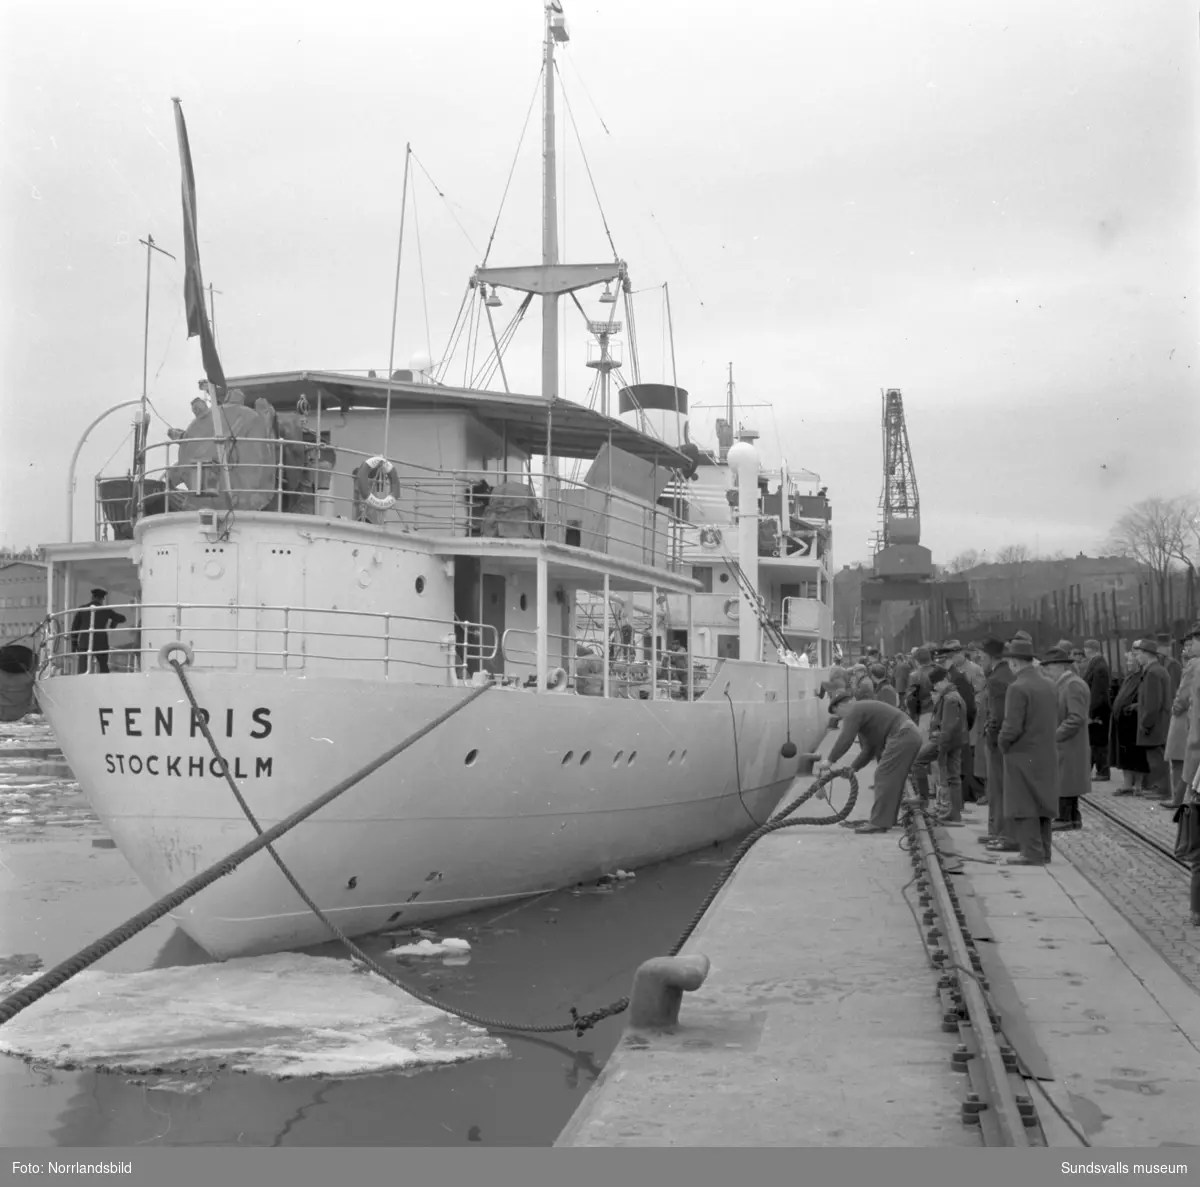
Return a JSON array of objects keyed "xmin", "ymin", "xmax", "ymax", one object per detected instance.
[{"xmin": 70, "ymin": 589, "xmax": 126, "ymax": 674}]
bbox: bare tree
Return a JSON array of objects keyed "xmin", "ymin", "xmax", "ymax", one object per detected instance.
[
  {"xmin": 995, "ymin": 544, "xmax": 1032, "ymax": 565},
  {"xmin": 1107, "ymin": 496, "xmax": 1189, "ymax": 628},
  {"xmin": 944, "ymin": 549, "xmax": 979, "ymax": 574},
  {"xmin": 1170, "ymin": 493, "xmax": 1200, "ymax": 621}
]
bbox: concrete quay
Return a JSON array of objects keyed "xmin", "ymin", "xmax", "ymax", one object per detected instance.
[
  {"xmin": 556, "ymin": 734, "xmax": 984, "ymax": 1147},
  {"xmin": 557, "ymin": 730, "xmax": 1200, "ymax": 1148},
  {"xmin": 944, "ymin": 817, "xmax": 1200, "ymax": 1147}
]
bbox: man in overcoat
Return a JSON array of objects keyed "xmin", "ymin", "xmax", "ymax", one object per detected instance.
[
  {"xmin": 1081, "ymin": 639, "xmax": 1111, "ymax": 782},
  {"xmin": 1042, "ymin": 647, "xmax": 1090, "ymax": 831},
  {"xmin": 978, "ymin": 634, "xmax": 1017, "ymax": 852},
  {"xmin": 1133, "ymin": 637, "xmax": 1172, "ymax": 800},
  {"xmin": 997, "ymin": 638, "xmax": 1060, "ymax": 865}
]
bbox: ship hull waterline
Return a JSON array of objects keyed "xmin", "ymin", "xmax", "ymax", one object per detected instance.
[{"xmin": 37, "ymin": 662, "xmax": 830, "ymax": 959}]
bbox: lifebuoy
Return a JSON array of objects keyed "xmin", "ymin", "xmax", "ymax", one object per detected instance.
[
  {"xmin": 355, "ymin": 456, "xmax": 401, "ymax": 510},
  {"xmin": 700, "ymin": 526, "xmax": 722, "ymax": 549},
  {"xmin": 158, "ymin": 641, "xmax": 194, "ymax": 669},
  {"xmin": 723, "ymin": 597, "xmax": 739, "ymax": 621},
  {"xmin": 547, "ymin": 667, "xmax": 569, "ymax": 691}
]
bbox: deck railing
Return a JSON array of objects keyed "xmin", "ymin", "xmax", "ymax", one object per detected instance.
[
  {"xmin": 498, "ymin": 626, "xmax": 720, "ymax": 700},
  {"xmin": 38, "ymin": 602, "xmax": 498, "ymax": 684},
  {"xmin": 96, "ymin": 441, "xmax": 689, "ymax": 573}
]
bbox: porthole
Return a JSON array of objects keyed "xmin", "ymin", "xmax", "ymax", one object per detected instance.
[
  {"xmin": 580, "ymin": 751, "xmax": 591, "ymax": 765},
  {"xmin": 562, "ymin": 751, "xmax": 574, "ymax": 765},
  {"xmin": 464, "ymin": 749, "xmax": 479, "ymax": 766},
  {"xmin": 519, "ymin": 593, "xmax": 528, "ymax": 611},
  {"xmin": 415, "ymin": 576, "xmax": 426, "ymax": 594},
  {"xmin": 719, "ymin": 573, "xmax": 730, "ymax": 583},
  {"xmin": 612, "ymin": 750, "xmax": 624, "ymax": 766},
  {"xmin": 628, "ymin": 751, "xmax": 637, "ymax": 765}
]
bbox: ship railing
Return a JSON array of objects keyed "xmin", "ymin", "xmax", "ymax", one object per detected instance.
[
  {"xmin": 100, "ymin": 442, "xmax": 688, "ymax": 573},
  {"xmin": 38, "ymin": 602, "xmax": 498, "ymax": 684},
  {"xmin": 498, "ymin": 627, "xmax": 725, "ymax": 700}
]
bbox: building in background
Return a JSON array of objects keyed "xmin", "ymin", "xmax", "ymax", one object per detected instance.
[{"xmin": 0, "ymin": 561, "xmax": 48, "ymax": 643}]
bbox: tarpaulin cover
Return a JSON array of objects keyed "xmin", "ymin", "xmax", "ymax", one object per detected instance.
[{"xmin": 168, "ymin": 404, "xmax": 277, "ymax": 510}]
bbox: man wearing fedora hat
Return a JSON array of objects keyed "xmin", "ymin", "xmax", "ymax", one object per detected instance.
[
  {"xmin": 817, "ymin": 690, "xmax": 923, "ymax": 834},
  {"xmin": 1130, "ymin": 637, "xmax": 1172, "ymax": 800},
  {"xmin": 1080, "ymin": 639, "xmax": 1112, "ymax": 782},
  {"xmin": 997, "ymin": 637, "xmax": 1060, "ymax": 865},
  {"xmin": 69, "ymin": 588, "xmax": 126, "ymax": 675},
  {"xmin": 1041, "ymin": 647, "xmax": 1090, "ymax": 831}
]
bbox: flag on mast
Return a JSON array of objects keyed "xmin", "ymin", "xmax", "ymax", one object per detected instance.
[{"xmin": 171, "ymin": 98, "xmax": 226, "ymax": 396}]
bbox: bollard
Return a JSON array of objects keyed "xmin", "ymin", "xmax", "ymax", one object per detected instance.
[{"xmin": 627, "ymin": 955, "xmax": 711, "ymax": 1030}]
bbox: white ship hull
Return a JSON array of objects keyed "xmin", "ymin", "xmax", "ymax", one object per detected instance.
[{"xmin": 38, "ymin": 663, "xmax": 827, "ymax": 958}]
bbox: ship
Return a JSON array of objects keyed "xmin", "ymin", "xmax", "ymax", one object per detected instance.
[{"xmin": 32, "ymin": 2, "xmax": 835, "ymax": 959}]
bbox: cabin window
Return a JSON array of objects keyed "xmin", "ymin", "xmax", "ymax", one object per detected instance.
[
  {"xmin": 717, "ymin": 634, "xmax": 740, "ymax": 660},
  {"xmin": 691, "ymin": 565, "xmax": 713, "ymax": 593}
]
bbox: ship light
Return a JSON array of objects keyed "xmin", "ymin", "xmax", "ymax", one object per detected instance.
[
  {"xmin": 599, "ymin": 281, "xmax": 617, "ymax": 304},
  {"xmin": 485, "ymin": 286, "xmax": 503, "ymax": 308}
]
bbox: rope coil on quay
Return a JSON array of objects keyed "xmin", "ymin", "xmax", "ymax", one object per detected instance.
[{"xmin": 0, "ymin": 657, "xmax": 859, "ymax": 1036}]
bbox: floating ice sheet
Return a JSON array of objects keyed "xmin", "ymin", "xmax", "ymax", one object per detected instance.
[
  {"xmin": 0, "ymin": 954, "xmax": 507, "ymax": 1079},
  {"xmin": 388, "ymin": 938, "xmax": 471, "ymax": 957}
]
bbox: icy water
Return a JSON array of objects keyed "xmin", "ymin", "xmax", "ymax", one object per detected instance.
[{"xmin": 0, "ymin": 720, "xmax": 752, "ymax": 1147}]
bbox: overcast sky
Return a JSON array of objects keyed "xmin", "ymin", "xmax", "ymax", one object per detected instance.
[{"xmin": 2, "ymin": 0, "xmax": 1197, "ymax": 565}]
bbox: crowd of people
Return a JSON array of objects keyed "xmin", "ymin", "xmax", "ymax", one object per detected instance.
[{"xmin": 814, "ymin": 627, "xmax": 1200, "ymax": 927}]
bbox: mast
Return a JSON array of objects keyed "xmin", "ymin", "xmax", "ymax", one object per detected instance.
[
  {"xmin": 542, "ymin": 2, "xmax": 560, "ymax": 409},
  {"xmin": 727, "ymin": 361, "xmax": 734, "ymax": 426},
  {"xmin": 474, "ymin": 2, "xmax": 625, "ymax": 428}
]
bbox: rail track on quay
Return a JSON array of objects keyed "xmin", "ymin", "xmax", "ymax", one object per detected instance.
[
  {"xmin": 1079, "ymin": 792, "xmax": 1189, "ymax": 875},
  {"xmin": 901, "ymin": 804, "xmax": 1048, "ymax": 1147}
]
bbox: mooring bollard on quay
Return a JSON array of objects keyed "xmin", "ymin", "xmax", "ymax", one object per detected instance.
[{"xmin": 626, "ymin": 955, "xmax": 711, "ymax": 1031}]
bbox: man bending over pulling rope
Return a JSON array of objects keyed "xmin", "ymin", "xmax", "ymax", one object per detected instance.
[{"xmin": 815, "ymin": 690, "xmax": 924, "ymax": 834}]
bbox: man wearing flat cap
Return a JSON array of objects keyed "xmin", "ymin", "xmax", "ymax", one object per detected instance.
[
  {"xmin": 817, "ymin": 691, "xmax": 923, "ymax": 834},
  {"xmin": 935, "ymin": 638, "xmax": 983, "ymax": 803},
  {"xmin": 997, "ymin": 637, "xmax": 1060, "ymax": 865},
  {"xmin": 1080, "ymin": 639, "xmax": 1112, "ymax": 782},
  {"xmin": 978, "ymin": 634, "xmax": 1017, "ymax": 851},
  {"xmin": 70, "ymin": 588, "xmax": 126, "ymax": 674},
  {"xmin": 904, "ymin": 647, "xmax": 935, "ymax": 724},
  {"xmin": 1131, "ymin": 637, "xmax": 1172, "ymax": 800},
  {"xmin": 1041, "ymin": 647, "xmax": 1090, "ymax": 831},
  {"xmin": 1157, "ymin": 633, "xmax": 1183, "ymax": 698}
]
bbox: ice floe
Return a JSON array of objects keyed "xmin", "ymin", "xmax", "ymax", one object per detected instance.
[
  {"xmin": 0, "ymin": 953, "xmax": 506, "ymax": 1079},
  {"xmin": 387, "ymin": 938, "xmax": 471, "ymax": 957}
]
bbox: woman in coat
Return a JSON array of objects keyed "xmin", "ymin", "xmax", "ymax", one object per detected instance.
[
  {"xmin": 1167, "ymin": 647, "xmax": 1197, "ymax": 807},
  {"xmin": 1110, "ymin": 649, "xmax": 1148, "ymax": 794},
  {"xmin": 1171, "ymin": 628, "xmax": 1200, "ymax": 807}
]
